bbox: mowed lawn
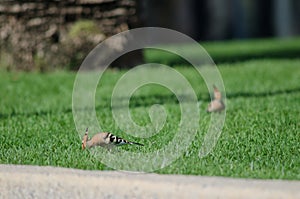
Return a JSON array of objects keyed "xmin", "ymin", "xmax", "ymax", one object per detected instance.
[{"xmin": 0, "ymin": 44, "xmax": 299, "ymax": 179}]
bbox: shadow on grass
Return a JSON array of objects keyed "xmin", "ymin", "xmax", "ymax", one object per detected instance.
[
  {"xmin": 1, "ymin": 87, "xmax": 300, "ymax": 119},
  {"xmin": 145, "ymin": 44, "xmax": 300, "ymax": 65},
  {"xmin": 211, "ymin": 52, "xmax": 300, "ymax": 65},
  {"xmin": 114, "ymin": 86, "xmax": 300, "ymax": 107},
  {"xmin": 226, "ymin": 87, "xmax": 300, "ymax": 99},
  {"xmin": 149, "ymin": 55, "xmax": 300, "ymax": 66}
]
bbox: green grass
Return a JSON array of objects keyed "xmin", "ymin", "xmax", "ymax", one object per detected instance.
[{"xmin": 0, "ymin": 58, "xmax": 299, "ymax": 179}]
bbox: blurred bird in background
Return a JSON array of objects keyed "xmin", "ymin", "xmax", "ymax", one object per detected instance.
[{"xmin": 207, "ymin": 85, "xmax": 225, "ymax": 113}]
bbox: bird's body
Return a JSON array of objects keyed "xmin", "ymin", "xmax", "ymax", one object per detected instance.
[
  {"xmin": 207, "ymin": 85, "xmax": 225, "ymax": 113},
  {"xmin": 82, "ymin": 128, "xmax": 143, "ymax": 150}
]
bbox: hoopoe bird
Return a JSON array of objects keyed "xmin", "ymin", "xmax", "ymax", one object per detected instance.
[
  {"xmin": 81, "ymin": 128, "xmax": 144, "ymax": 150},
  {"xmin": 207, "ymin": 84, "xmax": 225, "ymax": 113}
]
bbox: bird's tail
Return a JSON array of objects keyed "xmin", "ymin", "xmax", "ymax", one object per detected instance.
[{"xmin": 128, "ymin": 141, "xmax": 144, "ymax": 146}]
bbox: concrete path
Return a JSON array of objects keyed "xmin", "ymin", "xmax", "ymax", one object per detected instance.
[{"xmin": 0, "ymin": 164, "xmax": 299, "ymax": 199}]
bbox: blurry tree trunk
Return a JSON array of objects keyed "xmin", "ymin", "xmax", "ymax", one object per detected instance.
[
  {"xmin": 111, "ymin": 0, "xmax": 144, "ymax": 68},
  {"xmin": 274, "ymin": 0, "xmax": 293, "ymax": 37}
]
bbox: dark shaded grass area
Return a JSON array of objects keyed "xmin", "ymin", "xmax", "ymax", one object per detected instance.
[{"xmin": 145, "ymin": 37, "xmax": 300, "ymax": 65}]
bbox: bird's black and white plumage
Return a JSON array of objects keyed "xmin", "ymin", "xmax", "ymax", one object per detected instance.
[{"xmin": 81, "ymin": 128, "xmax": 143, "ymax": 150}]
